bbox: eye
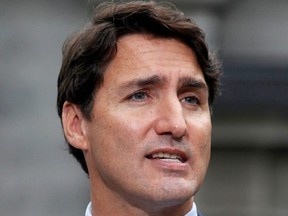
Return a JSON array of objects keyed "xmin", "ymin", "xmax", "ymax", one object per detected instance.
[
  {"xmin": 128, "ymin": 91, "xmax": 149, "ymax": 101},
  {"xmin": 180, "ymin": 95, "xmax": 200, "ymax": 105}
]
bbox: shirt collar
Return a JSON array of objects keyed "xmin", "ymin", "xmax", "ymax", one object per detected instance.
[
  {"xmin": 85, "ymin": 202, "xmax": 92, "ymax": 216},
  {"xmin": 85, "ymin": 201, "xmax": 198, "ymax": 216}
]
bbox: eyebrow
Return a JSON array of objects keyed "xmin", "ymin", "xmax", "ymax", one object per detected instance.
[
  {"xmin": 178, "ymin": 76, "xmax": 208, "ymax": 91},
  {"xmin": 120, "ymin": 75, "xmax": 165, "ymax": 89},
  {"xmin": 119, "ymin": 74, "xmax": 208, "ymax": 91}
]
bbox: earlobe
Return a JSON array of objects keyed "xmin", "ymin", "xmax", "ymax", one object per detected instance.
[{"xmin": 62, "ymin": 101, "xmax": 89, "ymax": 150}]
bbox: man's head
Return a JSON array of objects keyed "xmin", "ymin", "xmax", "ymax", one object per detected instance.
[
  {"xmin": 57, "ymin": 1, "xmax": 221, "ymax": 174},
  {"xmin": 57, "ymin": 1, "xmax": 221, "ymax": 214}
]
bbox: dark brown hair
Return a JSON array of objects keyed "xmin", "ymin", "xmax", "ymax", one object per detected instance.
[{"xmin": 57, "ymin": 1, "xmax": 222, "ymax": 174}]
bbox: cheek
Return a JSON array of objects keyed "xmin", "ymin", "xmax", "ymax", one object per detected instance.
[
  {"xmin": 89, "ymin": 112, "xmax": 146, "ymax": 156},
  {"xmin": 198, "ymin": 118, "xmax": 211, "ymax": 170},
  {"xmin": 200, "ymin": 120, "xmax": 211, "ymax": 158},
  {"xmin": 200, "ymin": 123, "xmax": 211, "ymax": 152},
  {"xmin": 187, "ymin": 114, "xmax": 211, "ymax": 155}
]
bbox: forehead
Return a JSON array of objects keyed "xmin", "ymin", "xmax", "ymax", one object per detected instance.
[{"xmin": 103, "ymin": 34, "xmax": 204, "ymax": 84}]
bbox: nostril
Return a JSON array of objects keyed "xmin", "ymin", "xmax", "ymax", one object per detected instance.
[{"xmin": 154, "ymin": 118, "xmax": 187, "ymax": 138}]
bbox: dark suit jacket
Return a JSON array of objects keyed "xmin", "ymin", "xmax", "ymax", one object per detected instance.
[{"xmin": 197, "ymin": 211, "xmax": 203, "ymax": 216}]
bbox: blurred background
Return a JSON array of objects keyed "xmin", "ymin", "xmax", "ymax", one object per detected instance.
[{"xmin": 1, "ymin": 0, "xmax": 287, "ymax": 215}]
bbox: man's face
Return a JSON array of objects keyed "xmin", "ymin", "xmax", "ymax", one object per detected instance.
[{"xmin": 84, "ymin": 34, "xmax": 211, "ymax": 209}]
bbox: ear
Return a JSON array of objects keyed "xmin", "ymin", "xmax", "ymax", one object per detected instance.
[{"xmin": 61, "ymin": 101, "xmax": 89, "ymax": 151}]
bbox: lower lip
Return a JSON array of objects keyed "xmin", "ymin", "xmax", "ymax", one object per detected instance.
[{"xmin": 147, "ymin": 158, "xmax": 189, "ymax": 172}]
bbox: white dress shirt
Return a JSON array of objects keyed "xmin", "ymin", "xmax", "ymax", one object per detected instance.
[{"xmin": 85, "ymin": 201, "xmax": 198, "ymax": 216}]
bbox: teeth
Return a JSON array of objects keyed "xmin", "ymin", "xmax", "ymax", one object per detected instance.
[
  {"xmin": 163, "ymin": 153, "xmax": 169, "ymax": 158},
  {"xmin": 170, "ymin": 154, "xmax": 177, "ymax": 159},
  {"xmin": 151, "ymin": 152, "xmax": 183, "ymax": 162}
]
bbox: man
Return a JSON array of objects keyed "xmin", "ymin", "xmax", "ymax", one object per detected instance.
[{"xmin": 57, "ymin": 1, "xmax": 221, "ymax": 215}]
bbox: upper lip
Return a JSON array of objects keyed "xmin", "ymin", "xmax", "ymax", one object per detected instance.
[{"xmin": 145, "ymin": 148, "xmax": 188, "ymax": 163}]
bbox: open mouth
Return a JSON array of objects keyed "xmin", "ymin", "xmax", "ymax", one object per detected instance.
[{"xmin": 146, "ymin": 152, "xmax": 187, "ymax": 163}]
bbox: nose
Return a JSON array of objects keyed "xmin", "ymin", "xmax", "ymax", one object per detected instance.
[{"xmin": 154, "ymin": 97, "xmax": 187, "ymax": 139}]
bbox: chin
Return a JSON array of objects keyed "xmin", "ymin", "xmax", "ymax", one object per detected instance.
[
  {"xmin": 139, "ymin": 191, "xmax": 193, "ymax": 214},
  {"xmin": 147, "ymin": 181, "xmax": 197, "ymax": 205}
]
